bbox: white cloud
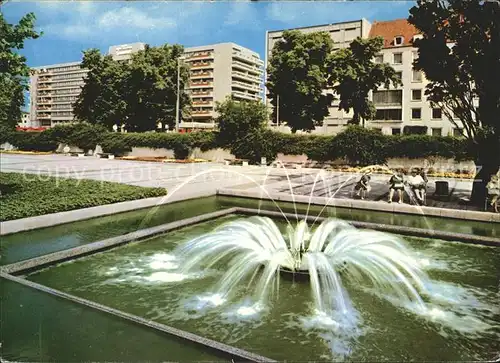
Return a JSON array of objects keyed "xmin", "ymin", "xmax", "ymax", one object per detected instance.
[{"xmin": 97, "ymin": 7, "xmax": 176, "ymax": 30}]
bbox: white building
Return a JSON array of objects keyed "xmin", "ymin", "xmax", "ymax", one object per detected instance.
[
  {"xmin": 181, "ymin": 43, "xmax": 264, "ymax": 131},
  {"xmin": 265, "ymin": 18, "xmax": 460, "ymax": 136},
  {"xmin": 29, "ymin": 44, "xmax": 145, "ymax": 128}
]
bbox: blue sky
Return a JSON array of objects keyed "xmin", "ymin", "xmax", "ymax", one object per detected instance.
[{"xmin": 2, "ymin": 1, "xmax": 416, "ymax": 68}]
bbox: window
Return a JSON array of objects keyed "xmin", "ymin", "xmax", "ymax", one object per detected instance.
[
  {"xmin": 453, "ymin": 128, "xmax": 463, "ymax": 137},
  {"xmin": 412, "ymin": 69, "xmax": 423, "ymax": 82},
  {"xmin": 432, "ymin": 128, "xmax": 442, "ymax": 136},
  {"xmin": 411, "ymin": 89, "xmax": 422, "ymax": 101},
  {"xmin": 395, "ymin": 71, "xmax": 402, "ymax": 81},
  {"xmin": 373, "ymin": 90, "xmax": 403, "ymax": 105},
  {"xmin": 392, "ymin": 128, "xmax": 401, "ymax": 135},
  {"xmin": 394, "ymin": 36, "xmax": 404, "ymax": 46},
  {"xmin": 412, "ymin": 51, "xmax": 418, "ymax": 62},
  {"xmin": 374, "ymin": 54, "xmax": 384, "ymax": 63},
  {"xmin": 412, "ymin": 108, "xmax": 422, "ymax": 119},
  {"xmin": 393, "ymin": 53, "xmax": 403, "ymax": 64},
  {"xmin": 375, "ymin": 108, "xmax": 403, "ymax": 121},
  {"xmin": 432, "ymin": 108, "xmax": 442, "ymax": 119},
  {"xmin": 373, "ymin": 128, "xmax": 382, "ymax": 133}
]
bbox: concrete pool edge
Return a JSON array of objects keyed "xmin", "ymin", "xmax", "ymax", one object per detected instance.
[
  {"xmin": 0, "ymin": 208, "xmax": 238, "ymax": 275},
  {"xmin": 0, "ymin": 189, "xmax": 215, "ymax": 236},
  {"xmin": 0, "ymin": 272, "xmax": 276, "ymax": 363},
  {"xmin": 218, "ymin": 188, "xmax": 500, "ymax": 223},
  {"xmin": 3, "ymin": 207, "xmax": 498, "ymax": 277}
]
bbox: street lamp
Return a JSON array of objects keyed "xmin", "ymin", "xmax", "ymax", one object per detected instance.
[{"xmin": 175, "ymin": 56, "xmax": 186, "ymax": 133}]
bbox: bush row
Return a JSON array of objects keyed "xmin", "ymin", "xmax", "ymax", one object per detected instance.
[{"xmin": 3, "ymin": 124, "xmax": 472, "ymax": 165}]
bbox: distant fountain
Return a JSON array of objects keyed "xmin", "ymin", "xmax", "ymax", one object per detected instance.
[{"xmin": 177, "ymin": 216, "xmax": 429, "ymax": 316}]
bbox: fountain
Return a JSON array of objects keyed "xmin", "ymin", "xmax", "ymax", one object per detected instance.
[{"xmin": 177, "ymin": 216, "xmax": 429, "ymax": 317}]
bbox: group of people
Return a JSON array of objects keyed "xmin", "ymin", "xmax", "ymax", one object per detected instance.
[{"xmin": 354, "ymin": 168, "xmax": 427, "ymax": 204}]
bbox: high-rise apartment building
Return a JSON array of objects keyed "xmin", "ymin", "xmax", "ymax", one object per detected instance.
[
  {"xmin": 180, "ymin": 43, "xmax": 264, "ymax": 130},
  {"xmin": 29, "ymin": 42, "xmax": 263, "ymax": 130},
  {"xmin": 29, "ymin": 61, "xmax": 88, "ymax": 127},
  {"xmin": 265, "ymin": 18, "xmax": 460, "ymax": 136},
  {"xmin": 29, "ymin": 44, "xmax": 145, "ymax": 128}
]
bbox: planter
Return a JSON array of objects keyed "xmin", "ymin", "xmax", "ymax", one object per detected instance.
[
  {"xmin": 108, "ymin": 155, "xmax": 115, "ymax": 160},
  {"xmin": 242, "ymin": 161, "xmax": 249, "ymax": 167},
  {"xmin": 77, "ymin": 153, "xmax": 85, "ymax": 158}
]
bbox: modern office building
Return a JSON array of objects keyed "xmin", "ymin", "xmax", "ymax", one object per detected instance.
[
  {"xmin": 265, "ymin": 18, "xmax": 460, "ymax": 136},
  {"xmin": 29, "ymin": 44, "xmax": 145, "ymax": 128},
  {"xmin": 180, "ymin": 42, "xmax": 264, "ymax": 130}
]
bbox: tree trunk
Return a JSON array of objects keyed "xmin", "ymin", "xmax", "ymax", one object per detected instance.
[{"xmin": 470, "ymin": 140, "xmax": 500, "ymax": 206}]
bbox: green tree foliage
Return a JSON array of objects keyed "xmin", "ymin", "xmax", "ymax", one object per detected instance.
[
  {"xmin": 74, "ymin": 44, "xmax": 190, "ymax": 132},
  {"xmin": 408, "ymin": 0, "xmax": 500, "ymax": 203},
  {"xmin": 215, "ymin": 97, "xmax": 270, "ymax": 163},
  {"xmin": 127, "ymin": 44, "xmax": 190, "ymax": 132},
  {"xmin": 0, "ymin": 12, "xmax": 41, "ymax": 132},
  {"xmin": 327, "ymin": 37, "xmax": 401, "ymax": 126},
  {"xmin": 73, "ymin": 49, "xmax": 128, "ymax": 130},
  {"xmin": 215, "ymin": 97, "xmax": 268, "ymax": 143},
  {"xmin": 267, "ymin": 30, "xmax": 334, "ymax": 133}
]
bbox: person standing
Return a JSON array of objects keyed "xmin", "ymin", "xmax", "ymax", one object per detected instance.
[{"xmin": 354, "ymin": 170, "xmax": 372, "ymax": 200}]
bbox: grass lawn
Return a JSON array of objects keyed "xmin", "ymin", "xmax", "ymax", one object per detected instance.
[{"xmin": 0, "ymin": 172, "xmax": 167, "ymax": 221}]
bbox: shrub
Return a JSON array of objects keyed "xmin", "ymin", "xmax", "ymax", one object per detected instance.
[
  {"xmin": 100, "ymin": 134, "xmax": 131, "ymax": 156},
  {"xmin": 9, "ymin": 130, "xmax": 58, "ymax": 152},
  {"xmin": 51, "ymin": 123, "xmax": 107, "ymax": 151},
  {"xmin": 173, "ymin": 143, "xmax": 191, "ymax": 159}
]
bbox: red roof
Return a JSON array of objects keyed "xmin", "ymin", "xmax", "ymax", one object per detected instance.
[{"xmin": 369, "ymin": 19, "xmax": 420, "ymax": 48}]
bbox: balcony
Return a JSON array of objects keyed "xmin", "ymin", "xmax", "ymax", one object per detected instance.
[
  {"xmin": 38, "ymin": 84, "xmax": 52, "ymax": 90},
  {"xmin": 188, "ymin": 51, "xmax": 214, "ymax": 60},
  {"xmin": 38, "ymin": 77, "xmax": 52, "ymax": 83},
  {"xmin": 190, "ymin": 71, "xmax": 213, "ymax": 79},
  {"xmin": 190, "ymin": 90, "xmax": 213, "ymax": 98},
  {"xmin": 180, "ymin": 121, "xmax": 216, "ymax": 129},
  {"xmin": 37, "ymin": 100, "xmax": 53, "ymax": 105},
  {"xmin": 232, "ymin": 60, "xmax": 262, "ymax": 75},
  {"xmin": 191, "ymin": 110, "xmax": 212, "ymax": 117},
  {"xmin": 232, "ymin": 51, "xmax": 264, "ymax": 66},
  {"xmin": 190, "ymin": 61, "xmax": 213, "ymax": 70},
  {"xmin": 232, "ymin": 80, "xmax": 261, "ymax": 92},
  {"xmin": 192, "ymin": 100, "xmax": 213, "ymax": 107},
  {"xmin": 232, "ymin": 91, "xmax": 260, "ymax": 101},
  {"xmin": 232, "ymin": 70, "xmax": 262, "ymax": 83},
  {"xmin": 189, "ymin": 81, "xmax": 213, "ymax": 89},
  {"xmin": 37, "ymin": 106, "xmax": 52, "ymax": 111},
  {"xmin": 37, "ymin": 114, "xmax": 51, "ymax": 119}
]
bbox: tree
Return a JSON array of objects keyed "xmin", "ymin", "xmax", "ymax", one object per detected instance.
[
  {"xmin": 0, "ymin": 12, "xmax": 41, "ymax": 132},
  {"xmin": 126, "ymin": 44, "xmax": 190, "ymax": 132},
  {"xmin": 327, "ymin": 37, "xmax": 401, "ymax": 126},
  {"xmin": 215, "ymin": 97, "xmax": 268, "ymax": 144},
  {"xmin": 73, "ymin": 49, "xmax": 128, "ymax": 130},
  {"xmin": 267, "ymin": 30, "xmax": 334, "ymax": 133},
  {"xmin": 75, "ymin": 44, "xmax": 190, "ymax": 132},
  {"xmin": 408, "ymin": 0, "xmax": 500, "ymax": 204}
]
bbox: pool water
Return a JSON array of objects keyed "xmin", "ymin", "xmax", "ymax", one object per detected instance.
[{"xmin": 25, "ymin": 216, "xmax": 500, "ymax": 362}]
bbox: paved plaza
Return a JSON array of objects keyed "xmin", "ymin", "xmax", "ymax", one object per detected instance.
[{"xmin": 0, "ymin": 153, "xmax": 483, "ymax": 211}]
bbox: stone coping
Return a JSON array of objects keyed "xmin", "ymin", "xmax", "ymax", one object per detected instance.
[
  {"xmin": 3, "ymin": 207, "xmax": 498, "ymax": 277},
  {"xmin": 217, "ymin": 188, "xmax": 500, "ymax": 223},
  {"xmin": 1, "ymin": 208, "xmax": 238, "ymax": 275},
  {"xmin": 0, "ymin": 189, "xmax": 215, "ymax": 236},
  {"xmin": 237, "ymin": 208, "xmax": 500, "ymax": 247},
  {"xmin": 0, "ymin": 272, "xmax": 275, "ymax": 363}
]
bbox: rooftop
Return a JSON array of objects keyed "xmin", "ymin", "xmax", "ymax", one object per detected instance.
[{"xmin": 369, "ymin": 19, "xmax": 420, "ymax": 48}]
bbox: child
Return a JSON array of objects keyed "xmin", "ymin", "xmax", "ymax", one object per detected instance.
[
  {"xmin": 389, "ymin": 169, "xmax": 405, "ymax": 204},
  {"xmin": 354, "ymin": 170, "xmax": 372, "ymax": 200}
]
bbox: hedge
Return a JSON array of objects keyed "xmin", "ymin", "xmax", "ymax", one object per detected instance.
[
  {"xmin": 3, "ymin": 124, "xmax": 472, "ymax": 165},
  {"xmin": 0, "ymin": 172, "xmax": 167, "ymax": 221}
]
